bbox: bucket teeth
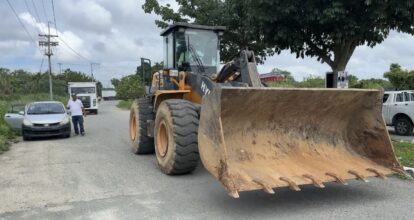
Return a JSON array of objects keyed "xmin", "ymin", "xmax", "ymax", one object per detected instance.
[
  {"xmin": 228, "ymin": 190, "xmax": 240, "ymax": 198},
  {"xmin": 391, "ymin": 167, "xmax": 406, "ymax": 175},
  {"xmin": 279, "ymin": 177, "xmax": 301, "ymax": 191},
  {"xmin": 325, "ymin": 172, "xmax": 348, "ymax": 185},
  {"xmin": 253, "ymin": 180, "xmax": 275, "ymax": 194},
  {"xmin": 302, "ymin": 174, "xmax": 325, "ymax": 188},
  {"xmin": 348, "ymin": 170, "xmax": 369, "ymax": 182},
  {"xmin": 366, "ymin": 168, "xmax": 387, "ymax": 179}
]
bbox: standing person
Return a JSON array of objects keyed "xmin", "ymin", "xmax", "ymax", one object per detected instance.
[{"xmin": 67, "ymin": 94, "xmax": 86, "ymax": 136}]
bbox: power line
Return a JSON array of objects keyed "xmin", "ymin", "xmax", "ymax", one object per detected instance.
[
  {"xmin": 41, "ymin": 0, "xmax": 49, "ymax": 22},
  {"xmin": 23, "ymin": 0, "xmax": 33, "ymax": 19},
  {"xmin": 30, "ymin": 0, "xmax": 42, "ymax": 26},
  {"xmin": 6, "ymin": 0, "xmax": 38, "ymax": 46},
  {"xmin": 50, "ymin": 0, "xmax": 57, "ymax": 35},
  {"xmin": 58, "ymin": 36, "xmax": 92, "ymax": 62}
]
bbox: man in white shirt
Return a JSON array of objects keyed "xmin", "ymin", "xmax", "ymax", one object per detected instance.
[{"xmin": 67, "ymin": 94, "xmax": 86, "ymax": 136}]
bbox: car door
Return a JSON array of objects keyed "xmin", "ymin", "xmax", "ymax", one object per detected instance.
[
  {"xmin": 4, "ymin": 104, "xmax": 26, "ymax": 132},
  {"xmin": 406, "ymin": 92, "xmax": 414, "ymax": 120},
  {"xmin": 382, "ymin": 93, "xmax": 392, "ymax": 124},
  {"xmin": 388, "ymin": 92, "xmax": 406, "ymax": 123}
]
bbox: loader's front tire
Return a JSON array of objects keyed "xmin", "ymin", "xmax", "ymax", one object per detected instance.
[
  {"xmin": 130, "ymin": 98, "xmax": 155, "ymax": 154},
  {"xmin": 154, "ymin": 99, "xmax": 199, "ymax": 174}
]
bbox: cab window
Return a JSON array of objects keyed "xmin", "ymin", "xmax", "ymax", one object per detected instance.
[
  {"xmin": 404, "ymin": 92, "xmax": 410, "ymax": 101},
  {"xmin": 410, "ymin": 93, "xmax": 414, "ymax": 102},
  {"xmin": 395, "ymin": 93, "xmax": 404, "ymax": 102}
]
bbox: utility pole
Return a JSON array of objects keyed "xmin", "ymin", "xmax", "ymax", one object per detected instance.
[
  {"xmin": 39, "ymin": 22, "xmax": 58, "ymax": 100},
  {"xmin": 90, "ymin": 62, "xmax": 100, "ymax": 82}
]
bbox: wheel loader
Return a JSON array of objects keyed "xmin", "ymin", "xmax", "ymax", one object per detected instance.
[{"xmin": 129, "ymin": 23, "xmax": 404, "ymax": 198}]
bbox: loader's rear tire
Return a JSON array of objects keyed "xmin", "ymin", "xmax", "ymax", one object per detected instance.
[
  {"xmin": 130, "ymin": 98, "xmax": 155, "ymax": 154},
  {"xmin": 154, "ymin": 99, "xmax": 199, "ymax": 175},
  {"xmin": 394, "ymin": 117, "xmax": 413, "ymax": 136}
]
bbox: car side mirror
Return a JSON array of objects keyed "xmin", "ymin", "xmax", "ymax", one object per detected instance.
[{"xmin": 18, "ymin": 111, "xmax": 24, "ymax": 115}]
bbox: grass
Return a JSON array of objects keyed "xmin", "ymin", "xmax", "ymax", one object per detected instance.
[
  {"xmin": 0, "ymin": 93, "xmax": 67, "ymax": 154},
  {"xmin": 117, "ymin": 100, "xmax": 133, "ymax": 110},
  {"xmin": 393, "ymin": 141, "xmax": 414, "ymax": 168}
]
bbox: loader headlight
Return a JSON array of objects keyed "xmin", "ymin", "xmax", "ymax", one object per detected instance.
[
  {"xmin": 23, "ymin": 118, "xmax": 33, "ymax": 126},
  {"xmin": 60, "ymin": 116, "xmax": 70, "ymax": 125},
  {"xmin": 93, "ymin": 99, "xmax": 97, "ymax": 106},
  {"xmin": 169, "ymin": 69, "xmax": 178, "ymax": 77}
]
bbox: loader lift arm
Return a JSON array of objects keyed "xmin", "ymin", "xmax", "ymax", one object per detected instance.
[{"xmin": 216, "ymin": 50, "xmax": 262, "ymax": 87}]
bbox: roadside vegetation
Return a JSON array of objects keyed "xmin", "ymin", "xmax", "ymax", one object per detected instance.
[
  {"xmin": 266, "ymin": 64, "xmax": 409, "ymax": 89},
  {"xmin": 393, "ymin": 141, "xmax": 414, "ymax": 168},
  {"xmin": 0, "ymin": 68, "xmax": 102, "ymax": 153},
  {"xmin": 112, "ymin": 62, "xmax": 162, "ymax": 110},
  {"xmin": 117, "ymin": 100, "xmax": 133, "ymax": 110}
]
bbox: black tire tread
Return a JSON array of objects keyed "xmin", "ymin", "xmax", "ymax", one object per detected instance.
[
  {"xmin": 131, "ymin": 97, "xmax": 155, "ymax": 154},
  {"xmin": 163, "ymin": 99, "xmax": 200, "ymax": 174}
]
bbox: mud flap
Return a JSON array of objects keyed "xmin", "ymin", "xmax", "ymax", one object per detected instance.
[{"xmin": 198, "ymin": 87, "xmax": 403, "ymax": 197}]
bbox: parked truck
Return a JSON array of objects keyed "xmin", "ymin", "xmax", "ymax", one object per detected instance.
[
  {"xmin": 68, "ymin": 82, "xmax": 99, "ymax": 114},
  {"xmin": 383, "ymin": 90, "xmax": 414, "ymax": 135}
]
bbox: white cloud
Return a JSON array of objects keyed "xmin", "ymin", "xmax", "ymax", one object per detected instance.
[{"xmin": 58, "ymin": 0, "xmax": 112, "ymax": 34}]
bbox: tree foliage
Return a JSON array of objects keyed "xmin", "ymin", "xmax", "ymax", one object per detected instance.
[
  {"xmin": 0, "ymin": 68, "xmax": 102, "ymax": 100},
  {"xmin": 142, "ymin": 0, "xmax": 414, "ymax": 70},
  {"xmin": 142, "ymin": 0, "xmax": 271, "ymax": 62},
  {"xmin": 384, "ymin": 63, "xmax": 414, "ymax": 90},
  {"xmin": 111, "ymin": 74, "xmax": 144, "ymax": 100},
  {"xmin": 351, "ymin": 78, "xmax": 393, "ymax": 89},
  {"xmin": 298, "ymin": 76, "xmax": 325, "ymax": 88}
]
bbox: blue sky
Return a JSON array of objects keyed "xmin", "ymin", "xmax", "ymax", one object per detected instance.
[{"xmin": 1, "ymin": 0, "xmax": 414, "ymax": 87}]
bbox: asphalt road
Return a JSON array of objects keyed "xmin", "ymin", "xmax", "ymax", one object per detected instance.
[{"xmin": 1, "ymin": 101, "xmax": 414, "ymax": 219}]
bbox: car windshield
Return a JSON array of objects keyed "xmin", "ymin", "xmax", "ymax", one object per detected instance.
[
  {"xmin": 71, "ymin": 87, "xmax": 95, "ymax": 94},
  {"xmin": 27, "ymin": 103, "xmax": 65, "ymax": 115}
]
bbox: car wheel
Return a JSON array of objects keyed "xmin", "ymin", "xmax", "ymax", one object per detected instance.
[
  {"xmin": 23, "ymin": 133, "xmax": 30, "ymax": 141},
  {"xmin": 395, "ymin": 117, "xmax": 413, "ymax": 136}
]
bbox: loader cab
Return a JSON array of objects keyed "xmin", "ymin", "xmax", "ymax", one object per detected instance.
[{"xmin": 161, "ymin": 23, "xmax": 225, "ymax": 75}]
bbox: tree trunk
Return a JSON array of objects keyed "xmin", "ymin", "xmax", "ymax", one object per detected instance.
[{"xmin": 328, "ymin": 42, "xmax": 357, "ymax": 88}]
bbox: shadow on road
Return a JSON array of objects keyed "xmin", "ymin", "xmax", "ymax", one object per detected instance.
[{"xmin": 204, "ymin": 181, "xmax": 387, "ymax": 216}]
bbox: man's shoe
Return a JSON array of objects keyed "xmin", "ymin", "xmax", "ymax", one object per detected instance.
[
  {"xmin": 74, "ymin": 133, "xmax": 79, "ymax": 136},
  {"xmin": 81, "ymin": 132, "xmax": 85, "ymax": 136}
]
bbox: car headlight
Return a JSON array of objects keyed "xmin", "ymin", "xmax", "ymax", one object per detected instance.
[
  {"xmin": 23, "ymin": 118, "xmax": 33, "ymax": 126},
  {"xmin": 60, "ymin": 116, "xmax": 70, "ymax": 125}
]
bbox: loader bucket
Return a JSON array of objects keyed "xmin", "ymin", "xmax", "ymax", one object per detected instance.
[{"xmin": 198, "ymin": 87, "xmax": 402, "ymax": 198}]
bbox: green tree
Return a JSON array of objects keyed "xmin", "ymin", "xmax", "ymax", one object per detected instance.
[
  {"xmin": 143, "ymin": 0, "xmax": 414, "ymax": 71},
  {"xmin": 298, "ymin": 76, "xmax": 325, "ymax": 88},
  {"xmin": 348, "ymin": 74, "xmax": 359, "ymax": 88},
  {"xmin": 111, "ymin": 75, "xmax": 144, "ymax": 100},
  {"xmin": 142, "ymin": 0, "xmax": 271, "ymax": 62},
  {"xmin": 351, "ymin": 78, "xmax": 393, "ymax": 89},
  {"xmin": 384, "ymin": 63, "xmax": 414, "ymax": 90}
]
